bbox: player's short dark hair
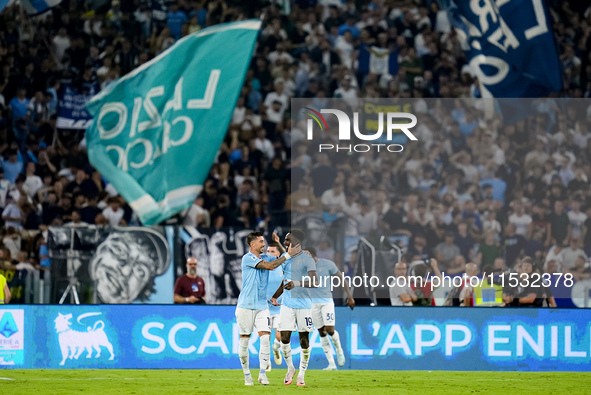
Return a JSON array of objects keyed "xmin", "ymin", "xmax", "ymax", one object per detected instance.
[
  {"xmin": 305, "ymin": 246, "xmax": 317, "ymax": 258},
  {"xmin": 246, "ymin": 231, "xmax": 264, "ymax": 247},
  {"xmin": 268, "ymin": 241, "xmax": 281, "ymax": 248},
  {"xmin": 288, "ymin": 228, "xmax": 305, "ymax": 246}
]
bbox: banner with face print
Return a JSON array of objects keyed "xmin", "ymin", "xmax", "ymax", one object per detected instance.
[{"xmin": 47, "ymin": 226, "xmax": 174, "ymax": 304}]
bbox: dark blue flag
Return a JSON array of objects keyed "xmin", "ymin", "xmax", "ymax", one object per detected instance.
[{"xmin": 442, "ymin": 0, "xmax": 562, "ymax": 97}]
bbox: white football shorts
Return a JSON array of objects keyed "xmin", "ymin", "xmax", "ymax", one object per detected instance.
[
  {"xmin": 270, "ymin": 314, "xmax": 280, "ymax": 330},
  {"xmin": 235, "ymin": 307, "xmax": 270, "ymax": 335},
  {"xmin": 278, "ymin": 305, "xmax": 313, "ymax": 333},
  {"xmin": 312, "ymin": 302, "xmax": 336, "ymax": 328}
]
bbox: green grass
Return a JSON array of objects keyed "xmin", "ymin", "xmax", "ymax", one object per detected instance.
[{"xmin": 2, "ymin": 370, "xmax": 591, "ymax": 394}]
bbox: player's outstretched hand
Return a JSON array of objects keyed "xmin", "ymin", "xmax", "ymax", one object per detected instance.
[
  {"xmin": 270, "ymin": 297, "xmax": 280, "ymax": 306},
  {"xmin": 272, "ymin": 232, "xmax": 280, "ymax": 243},
  {"xmin": 347, "ymin": 297, "xmax": 355, "ymax": 310},
  {"xmin": 284, "ymin": 280, "xmax": 295, "ymax": 290}
]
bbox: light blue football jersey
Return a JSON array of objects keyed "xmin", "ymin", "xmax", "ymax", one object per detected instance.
[
  {"xmin": 282, "ymin": 252, "xmax": 316, "ymax": 309},
  {"xmin": 267, "ymin": 265, "xmax": 284, "ymax": 316},
  {"xmin": 237, "ymin": 252, "xmax": 277, "ymax": 310},
  {"xmin": 309, "ymin": 258, "xmax": 339, "ymax": 304}
]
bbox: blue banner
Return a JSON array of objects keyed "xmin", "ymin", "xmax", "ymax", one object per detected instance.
[
  {"xmin": 442, "ymin": 0, "xmax": 561, "ymax": 97},
  {"xmin": 86, "ymin": 20, "xmax": 261, "ymax": 225},
  {"xmin": 57, "ymin": 86, "xmax": 97, "ymax": 130},
  {"xmin": 2, "ymin": 305, "xmax": 591, "ymax": 370}
]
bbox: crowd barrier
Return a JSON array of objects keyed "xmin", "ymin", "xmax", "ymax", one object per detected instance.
[{"xmin": 1, "ymin": 305, "xmax": 590, "ymax": 371}]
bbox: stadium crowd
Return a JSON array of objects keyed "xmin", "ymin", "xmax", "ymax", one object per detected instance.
[{"xmin": 0, "ymin": 0, "xmax": 590, "ymax": 304}]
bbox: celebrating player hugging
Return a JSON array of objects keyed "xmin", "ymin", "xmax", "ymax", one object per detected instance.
[
  {"xmin": 236, "ymin": 228, "xmax": 356, "ymax": 386},
  {"xmin": 235, "ymin": 231, "xmax": 291, "ymax": 386}
]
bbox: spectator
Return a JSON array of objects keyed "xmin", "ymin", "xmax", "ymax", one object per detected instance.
[
  {"xmin": 455, "ymin": 221, "xmax": 474, "ymax": 262},
  {"xmin": 167, "ymin": 3, "xmax": 188, "ymax": 40},
  {"xmin": 508, "ymin": 200, "xmax": 532, "ymax": 239},
  {"xmin": 102, "ymin": 196, "xmax": 125, "ymax": 226},
  {"xmin": 562, "ymin": 237, "xmax": 587, "ymax": 270},
  {"xmin": 52, "ymin": 27, "xmax": 70, "ymax": 62},
  {"xmin": 502, "ymin": 223, "xmax": 526, "ymax": 268},
  {"xmin": 254, "ymin": 128, "xmax": 275, "ymax": 159},
  {"xmin": 0, "ymin": 168, "xmax": 10, "ymax": 209},
  {"xmin": 568, "ymin": 200, "xmax": 587, "ymax": 239},
  {"xmin": 263, "ymin": 157, "xmax": 288, "ymax": 213},
  {"xmin": 183, "ymin": 196, "xmax": 210, "ymax": 228},
  {"xmin": 317, "ymin": 239, "xmax": 335, "ymax": 261},
  {"xmin": 477, "ymin": 231, "xmax": 501, "ymax": 268},
  {"xmin": 321, "ymin": 181, "xmax": 346, "ymax": 213},
  {"xmin": 544, "ymin": 244, "xmax": 565, "ymax": 272},
  {"xmin": 22, "ymin": 162, "xmax": 42, "ymax": 199},
  {"xmin": 567, "ymin": 255, "xmax": 591, "ymax": 281},
  {"xmin": 2, "ymin": 196, "xmax": 22, "ymax": 230},
  {"xmin": 547, "ymin": 200, "xmax": 570, "ymax": 246},
  {"xmin": 2, "ymin": 150, "xmax": 23, "ymax": 184},
  {"xmin": 407, "ymin": 234, "xmax": 431, "ymax": 262},
  {"xmin": 459, "ymin": 262, "xmax": 479, "ymax": 306},
  {"xmin": 389, "ymin": 262, "xmax": 416, "ymax": 306},
  {"xmin": 355, "ymin": 198, "xmax": 378, "ymax": 235},
  {"xmin": 286, "ymin": 178, "xmax": 318, "ymax": 214},
  {"xmin": 64, "ymin": 210, "xmax": 88, "ymax": 227},
  {"xmin": 15, "ymin": 251, "xmax": 36, "ymax": 274},
  {"xmin": 434, "ymin": 231, "xmax": 461, "ymax": 270},
  {"xmin": 333, "ymin": 74, "xmax": 358, "ymax": 107},
  {"xmin": 174, "ymin": 257, "xmax": 206, "ymax": 304},
  {"xmin": 493, "ymin": 257, "xmax": 509, "ymax": 275}
]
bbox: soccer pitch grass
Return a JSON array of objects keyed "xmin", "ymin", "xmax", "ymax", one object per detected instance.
[{"xmin": 2, "ymin": 370, "xmax": 591, "ymax": 394}]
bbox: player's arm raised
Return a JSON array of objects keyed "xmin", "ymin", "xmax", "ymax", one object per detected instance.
[
  {"xmin": 254, "ymin": 253, "xmax": 290, "ymax": 270},
  {"xmin": 271, "ymin": 232, "xmax": 286, "ymax": 255}
]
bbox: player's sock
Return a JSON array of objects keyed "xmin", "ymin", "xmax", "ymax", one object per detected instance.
[
  {"xmin": 239, "ymin": 337, "xmax": 250, "ymax": 375},
  {"xmin": 258, "ymin": 334, "xmax": 270, "ymax": 375},
  {"xmin": 320, "ymin": 335, "xmax": 336, "ymax": 366},
  {"xmin": 299, "ymin": 347, "xmax": 311, "ymax": 374},
  {"xmin": 281, "ymin": 342, "xmax": 294, "ymax": 370},
  {"xmin": 272, "ymin": 338, "xmax": 282, "ymax": 365},
  {"xmin": 329, "ymin": 331, "xmax": 343, "ymax": 352},
  {"xmin": 273, "ymin": 338, "xmax": 282, "ymax": 353}
]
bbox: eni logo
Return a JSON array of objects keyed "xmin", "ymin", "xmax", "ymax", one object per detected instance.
[{"xmin": 55, "ymin": 312, "xmax": 115, "ymax": 366}]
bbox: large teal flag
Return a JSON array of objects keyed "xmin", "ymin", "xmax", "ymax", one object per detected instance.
[{"xmin": 86, "ymin": 20, "xmax": 261, "ymax": 225}]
